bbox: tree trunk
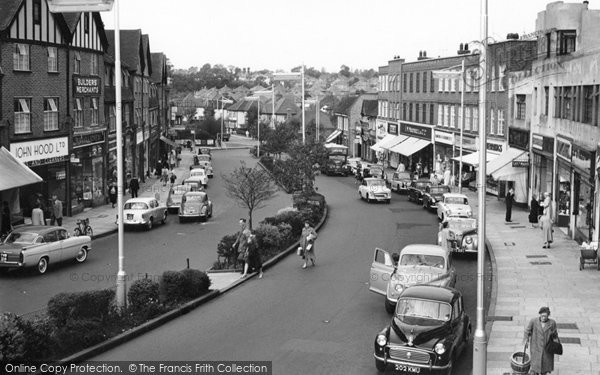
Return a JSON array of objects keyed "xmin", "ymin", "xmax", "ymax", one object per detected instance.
[{"xmin": 248, "ymin": 210, "xmax": 253, "ymax": 230}]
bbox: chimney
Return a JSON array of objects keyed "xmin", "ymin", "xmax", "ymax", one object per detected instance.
[
  {"xmin": 417, "ymin": 51, "xmax": 430, "ymax": 61},
  {"xmin": 458, "ymin": 43, "xmax": 469, "ymax": 55},
  {"xmin": 583, "ymin": 0, "xmax": 589, "ymax": 8}
]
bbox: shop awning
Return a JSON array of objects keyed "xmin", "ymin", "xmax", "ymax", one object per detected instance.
[
  {"xmin": 372, "ymin": 134, "xmax": 406, "ymax": 153},
  {"xmin": 325, "ymin": 129, "xmax": 342, "ymax": 143},
  {"xmin": 0, "ymin": 147, "xmax": 42, "ymax": 191},
  {"xmin": 389, "ymin": 137, "xmax": 431, "ymax": 157},
  {"xmin": 160, "ymin": 135, "xmax": 177, "ymax": 147},
  {"xmin": 453, "ymin": 151, "xmax": 499, "ymax": 167},
  {"xmin": 488, "ymin": 148, "xmax": 528, "ymax": 180}
]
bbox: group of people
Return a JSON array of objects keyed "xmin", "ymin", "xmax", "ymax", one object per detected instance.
[
  {"xmin": 26, "ymin": 195, "xmax": 64, "ymax": 227},
  {"xmin": 527, "ymin": 192, "xmax": 556, "ymax": 249}
]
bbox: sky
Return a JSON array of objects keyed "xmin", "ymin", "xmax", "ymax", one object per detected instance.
[{"xmin": 101, "ymin": 0, "xmax": 562, "ymax": 73}]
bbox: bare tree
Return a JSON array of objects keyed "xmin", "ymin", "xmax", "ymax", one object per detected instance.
[{"xmin": 221, "ymin": 162, "xmax": 278, "ymax": 229}]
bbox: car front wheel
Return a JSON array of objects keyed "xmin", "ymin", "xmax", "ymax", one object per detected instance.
[
  {"xmin": 37, "ymin": 257, "xmax": 48, "ymax": 274},
  {"xmin": 161, "ymin": 211, "xmax": 167, "ymax": 225},
  {"xmin": 76, "ymin": 248, "xmax": 88, "ymax": 263}
]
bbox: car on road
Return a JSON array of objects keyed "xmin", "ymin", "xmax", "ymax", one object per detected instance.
[
  {"xmin": 369, "ymin": 244, "xmax": 457, "ymax": 313},
  {"xmin": 167, "ymin": 184, "xmax": 192, "ymax": 213},
  {"xmin": 346, "ymin": 157, "xmax": 361, "ymax": 175},
  {"xmin": 0, "ymin": 226, "xmax": 91, "ymax": 274},
  {"xmin": 407, "ymin": 178, "xmax": 432, "ymax": 204},
  {"xmin": 389, "ymin": 171, "xmax": 413, "ymax": 194},
  {"xmin": 195, "ymin": 155, "xmax": 213, "ymax": 178},
  {"xmin": 182, "ymin": 178, "xmax": 204, "ymax": 192},
  {"xmin": 198, "ymin": 148, "xmax": 212, "ymax": 159},
  {"xmin": 438, "ymin": 216, "xmax": 478, "ymax": 254},
  {"xmin": 189, "ymin": 168, "xmax": 209, "ymax": 188},
  {"xmin": 358, "ymin": 178, "xmax": 392, "ymax": 203},
  {"xmin": 373, "ymin": 285, "xmax": 471, "ymax": 374},
  {"xmin": 437, "ymin": 193, "xmax": 472, "ymax": 221},
  {"xmin": 422, "ymin": 185, "xmax": 452, "ymax": 210},
  {"xmin": 178, "ymin": 191, "xmax": 213, "ymax": 223},
  {"xmin": 123, "ymin": 197, "xmax": 168, "ymax": 230}
]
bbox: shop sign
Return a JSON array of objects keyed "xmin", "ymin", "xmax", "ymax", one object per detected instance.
[
  {"xmin": 434, "ymin": 131, "xmax": 454, "ymax": 145},
  {"xmin": 399, "ymin": 122, "xmax": 432, "ymax": 141},
  {"xmin": 508, "ymin": 128, "xmax": 529, "ymax": 151},
  {"xmin": 72, "ymin": 131, "xmax": 105, "ymax": 149},
  {"xmin": 136, "ymin": 131, "xmax": 143, "ymax": 145},
  {"xmin": 486, "ymin": 141, "xmax": 504, "ymax": 154},
  {"xmin": 532, "ymin": 134, "xmax": 554, "ymax": 154},
  {"xmin": 73, "ymin": 76, "xmax": 101, "ymax": 96},
  {"xmin": 10, "ymin": 137, "xmax": 69, "ymax": 165},
  {"xmin": 512, "ymin": 159, "xmax": 530, "ymax": 168},
  {"xmin": 556, "ymin": 137, "xmax": 572, "ymax": 162},
  {"xmin": 56, "ymin": 170, "xmax": 66, "ymax": 180},
  {"xmin": 388, "ymin": 123, "xmax": 398, "ymax": 135}
]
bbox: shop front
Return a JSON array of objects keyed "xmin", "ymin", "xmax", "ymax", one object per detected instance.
[
  {"xmin": 531, "ymin": 133, "xmax": 555, "ymax": 204},
  {"xmin": 70, "ymin": 130, "xmax": 107, "ymax": 214},
  {"xmin": 555, "ymin": 136, "xmax": 572, "ymax": 228},
  {"xmin": 572, "ymin": 144, "xmax": 594, "ymax": 242},
  {"xmin": 433, "ymin": 130, "xmax": 455, "ymax": 176},
  {"xmin": 484, "ymin": 139, "xmax": 506, "ymax": 196},
  {"xmin": 360, "ymin": 126, "xmax": 376, "ymax": 162},
  {"xmin": 136, "ymin": 129, "xmax": 148, "ymax": 182},
  {"xmin": 10, "ymin": 137, "xmax": 69, "ymax": 220},
  {"xmin": 387, "ymin": 122, "xmax": 433, "ymax": 176}
]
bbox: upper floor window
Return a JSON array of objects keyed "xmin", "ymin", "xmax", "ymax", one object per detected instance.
[
  {"xmin": 437, "ymin": 104, "xmax": 443, "ymax": 126},
  {"xmin": 33, "ymin": 0, "xmax": 41, "ymax": 25},
  {"xmin": 90, "ymin": 98, "xmax": 99, "ymax": 126},
  {"xmin": 422, "ymin": 103, "xmax": 427, "ymax": 123},
  {"xmin": 546, "ymin": 33, "xmax": 552, "ymax": 58},
  {"xmin": 490, "ymin": 109, "xmax": 495, "ymax": 134},
  {"xmin": 84, "ymin": 13, "xmax": 90, "ymax": 34},
  {"xmin": 430, "ymin": 72, "xmax": 435, "ymax": 92},
  {"xmin": 472, "ymin": 107, "xmax": 479, "ymax": 131},
  {"xmin": 47, "ymin": 47, "xmax": 58, "ymax": 73},
  {"xmin": 516, "ymin": 95, "xmax": 526, "ymax": 120},
  {"xmin": 13, "ymin": 44, "xmax": 30, "ymax": 71},
  {"xmin": 429, "ymin": 103, "xmax": 434, "ymax": 125},
  {"xmin": 558, "ymin": 30, "xmax": 576, "ymax": 55},
  {"xmin": 14, "ymin": 98, "xmax": 32, "ymax": 134},
  {"xmin": 90, "ymin": 54, "xmax": 98, "ymax": 75},
  {"xmin": 409, "ymin": 73, "xmax": 413, "ymax": 93},
  {"xmin": 73, "ymin": 99, "xmax": 83, "ymax": 128},
  {"xmin": 74, "ymin": 51, "xmax": 81, "ymax": 74},
  {"xmin": 416, "ymin": 73, "xmax": 420, "ymax": 93},
  {"xmin": 403, "ymin": 74, "xmax": 407, "ymax": 93},
  {"xmin": 44, "ymin": 98, "xmax": 59, "ymax": 131},
  {"xmin": 415, "ymin": 103, "xmax": 420, "ymax": 122},
  {"xmin": 497, "ymin": 109, "xmax": 505, "ymax": 136}
]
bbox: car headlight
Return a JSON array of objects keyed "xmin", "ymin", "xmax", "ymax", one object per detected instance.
[
  {"xmin": 434, "ymin": 342, "xmax": 446, "ymax": 355},
  {"xmin": 465, "ymin": 236, "xmax": 473, "ymax": 245},
  {"xmin": 394, "ymin": 284, "xmax": 404, "ymax": 292},
  {"xmin": 376, "ymin": 334, "xmax": 387, "ymax": 346}
]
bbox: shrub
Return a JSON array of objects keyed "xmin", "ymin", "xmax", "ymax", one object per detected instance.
[
  {"xmin": 260, "ymin": 156, "xmax": 274, "ymax": 171},
  {"xmin": 158, "ymin": 271, "xmax": 188, "ymax": 306},
  {"xmin": 52, "ymin": 319, "xmax": 107, "ymax": 354},
  {"xmin": 17, "ymin": 316, "xmax": 53, "ymax": 361},
  {"xmin": 128, "ymin": 278, "xmax": 160, "ymax": 310},
  {"xmin": 263, "ymin": 210, "xmax": 305, "ymax": 238},
  {"xmin": 217, "ymin": 234, "xmax": 239, "ymax": 268},
  {"xmin": 180, "ymin": 269, "xmax": 211, "ymax": 299},
  {"xmin": 253, "ymin": 223, "xmax": 284, "ymax": 253},
  {"xmin": 0, "ymin": 313, "xmax": 26, "ymax": 362},
  {"xmin": 47, "ymin": 289, "xmax": 115, "ymax": 327}
]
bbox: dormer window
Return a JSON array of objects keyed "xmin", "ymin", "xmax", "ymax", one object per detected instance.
[{"xmin": 558, "ymin": 30, "xmax": 576, "ymax": 55}]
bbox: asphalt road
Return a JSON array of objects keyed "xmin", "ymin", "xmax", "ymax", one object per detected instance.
[
  {"xmin": 0, "ymin": 148, "xmax": 291, "ymax": 315},
  {"xmin": 90, "ymin": 172, "xmax": 492, "ymax": 375}
]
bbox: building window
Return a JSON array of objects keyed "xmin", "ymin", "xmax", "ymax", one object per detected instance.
[
  {"xmin": 516, "ymin": 95, "xmax": 526, "ymax": 119},
  {"xmin": 90, "ymin": 98, "xmax": 99, "ymax": 126},
  {"xmin": 408, "ymin": 103, "xmax": 413, "ymax": 121},
  {"xmin": 422, "ymin": 103, "xmax": 427, "ymax": 124},
  {"xmin": 554, "ymin": 87, "xmax": 561, "ymax": 118},
  {"xmin": 74, "ymin": 51, "xmax": 81, "ymax": 74},
  {"xmin": 402, "ymin": 103, "xmax": 407, "ymax": 121},
  {"xmin": 33, "ymin": 0, "xmax": 41, "ymax": 25},
  {"xmin": 416, "ymin": 72, "xmax": 420, "ymax": 93},
  {"xmin": 498, "ymin": 109, "xmax": 505, "ymax": 135},
  {"xmin": 47, "ymin": 47, "xmax": 58, "ymax": 72},
  {"xmin": 544, "ymin": 86, "xmax": 549, "ymax": 115},
  {"xmin": 43, "ymin": 98, "xmax": 59, "ymax": 131},
  {"xmin": 74, "ymin": 99, "xmax": 83, "ymax": 128},
  {"xmin": 13, "ymin": 44, "xmax": 30, "ymax": 71},
  {"xmin": 558, "ymin": 30, "xmax": 576, "ymax": 55},
  {"xmin": 473, "ymin": 107, "xmax": 479, "ymax": 131},
  {"xmin": 84, "ymin": 13, "xmax": 90, "ymax": 34},
  {"xmin": 14, "ymin": 98, "xmax": 31, "ymax": 134},
  {"xmin": 403, "ymin": 74, "xmax": 407, "ymax": 93},
  {"xmin": 562, "ymin": 87, "xmax": 572, "ymax": 120},
  {"xmin": 450, "ymin": 77, "xmax": 456, "ymax": 92},
  {"xmin": 437, "ymin": 105, "xmax": 443, "ymax": 126},
  {"xmin": 422, "ymin": 73, "xmax": 427, "ymax": 94},
  {"xmin": 395, "ymin": 103, "xmax": 400, "ymax": 120},
  {"xmin": 583, "ymin": 85, "xmax": 598, "ymax": 125},
  {"xmin": 439, "ymin": 77, "xmax": 444, "ymax": 92},
  {"xmin": 450, "ymin": 106, "xmax": 456, "ymax": 128},
  {"xmin": 458, "ymin": 106, "xmax": 463, "ymax": 130},
  {"xmin": 429, "ymin": 104, "xmax": 434, "ymax": 125},
  {"xmin": 409, "ymin": 73, "xmax": 413, "ymax": 93},
  {"xmin": 443, "ymin": 105, "xmax": 449, "ymax": 127},
  {"xmin": 465, "ymin": 107, "xmax": 472, "ymax": 131},
  {"xmin": 490, "ymin": 109, "xmax": 495, "ymax": 134},
  {"xmin": 546, "ymin": 32, "xmax": 552, "ymax": 58},
  {"xmin": 90, "ymin": 54, "xmax": 98, "ymax": 75},
  {"xmin": 415, "ymin": 104, "xmax": 420, "ymax": 122},
  {"xmin": 498, "ymin": 65, "xmax": 506, "ymax": 91},
  {"xmin": 490, "ymin": 68, "xmax": 496, "ymax": 92},
  {"xmin": 430, "ymin": 72, "xmax": 435, "ymax": 92}
]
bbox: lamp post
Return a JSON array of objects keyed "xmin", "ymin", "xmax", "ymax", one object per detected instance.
[
  {"xmin": 252, "ymin": 87, "xmax": 274, "ymax": 158},
  {"xmin": 218, "ymin": 96, "xmax": 232, "ymax": 148},
  {"xmin": 48, "ymin": 0, "xmax": 127, "ymax": 308}
]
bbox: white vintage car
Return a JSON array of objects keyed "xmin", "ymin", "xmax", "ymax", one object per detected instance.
[
  {"xmin": 123, "ymin": 197, "xmax": 168, "ymax": 230},
  {"xmin": 358, "ymin": 178, "xmax": 392, "ymax": 204},
  {"xmin": 196, "ymin": 155, "xmax": 213, "ymax": 178},
  {"xmin": 438, "ymin": 216, "xmax": 478, "ymax": 254},
  {"xmin": 189, "ymin": 168, "xmax": 209, "ymax": 188},
  {"xmin": 369, "ymin": 245, "xmax": 457, "ymax": 313},
  {"xmin": 0, "ymin": 226, "xmax": 91, "ymax": 274},
  {"xmin": 437, "ymin": 193, "xmax": 473, "ymax": 221}
]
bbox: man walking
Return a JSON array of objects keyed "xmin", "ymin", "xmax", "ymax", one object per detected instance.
[
  {"xmin": 51, "ymin": 195, "xmax": 63, "ymax": 226},
  {"xmin": 232, "ymin": 218, "xmax": 250, "ymax": 270},
  {"xmin": 129, "ymin": 177, "xmax": 140, "ymax": 198},
  {"xmin": 505, "ymin": 187, "xmax": 515, "ymax": 222}
]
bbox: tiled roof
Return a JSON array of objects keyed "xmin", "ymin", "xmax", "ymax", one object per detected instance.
[
  {"xmin": 141, "ymin": 34, "xmax": 152, "ymax": 75},
  {"xmin": 106, "ymin": 29, "xmax": 143, "ymax": 72},
  {"xmin": 150, "ymin": 52, "xmax": 165, "ymax": 83},
  {"xmin": 0, "ymin": 0, "xmax": 23, "ymax": 31},
  {"xmin": 334, "ymin": 95, "xmax": 359, "ymax": 115},
  {"xmin": 361, "ymin": 100, "xmax": 378, "ymax": 117}
]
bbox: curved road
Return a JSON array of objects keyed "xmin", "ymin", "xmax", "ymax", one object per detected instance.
[
  {"xmin": 0, "ymin": 149, "xmax": 291, "ymax": 315},
  {"xmin": 92, "ymin": 171, "xmax": 491, "ymax": 375}
]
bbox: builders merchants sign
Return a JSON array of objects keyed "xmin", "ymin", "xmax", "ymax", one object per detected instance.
[{"xmin": 73, "ymin": 76, "xmax": 101, "ymax": 96}]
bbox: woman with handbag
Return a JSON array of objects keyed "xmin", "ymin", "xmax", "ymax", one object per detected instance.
[
  {"xmin": 300, "ymin": 221, "xmax": 317, "ymax": 269},
  {"xmin": 522, "ymin": 306, "xmax": 560, "ymax": 374}
]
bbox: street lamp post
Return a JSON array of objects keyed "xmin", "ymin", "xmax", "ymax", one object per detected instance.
[{"xmin": 249, "ymin": 88, "xmax": 273, "ymax": 158}]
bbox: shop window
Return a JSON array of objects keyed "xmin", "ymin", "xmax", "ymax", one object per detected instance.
[
  {"xmin": 74, "ymin": 51, "xmax": 81, "ymax": 74},
  {"xmin": 557, "ymin": 30, "xmax": 576, "ymax": 55},
  {"xmin": 43, "ymin": 98, "xmax": 59, "ymax": 131},
  {"xmin": 73, "ymin": 99, "xmax": 83, "ymax": 128},
  {"xmin": 583, "ymin": 85, "xmax": 594, "ymax": 124},
  {"xmin": 14, "ymin": 98, "xmax": 31, "ymax": 134},
  {"xmin": 47, "ymin": 47, "xmax": 58, "ymax": 73},
  {"xmin": 13, "ymin": 44, "xmax": 30, "ymax": 71},
  {"xmin": 558, "ymin": 166, "xmax": 571, "ymax": 217},
  {"xmin": 516, "ymin": 95, "xmax": 526, "ymax": 119}
]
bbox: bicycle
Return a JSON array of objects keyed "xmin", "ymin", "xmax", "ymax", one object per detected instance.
[{"xmin": 74, "ymin": 218, "xmax": 93, "ymax": 237}]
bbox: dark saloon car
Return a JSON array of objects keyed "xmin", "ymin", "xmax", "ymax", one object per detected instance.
[
  {"xmin": 422, "ymin": 185, "xmax": 452, "ymax": 210},
  {"xmin": 373, "ymin": 285, "xmax": 471, "ymax": 374},
  {"xmin": 408, "ymin": 179, "xmax": 432, "ymax": 204}
]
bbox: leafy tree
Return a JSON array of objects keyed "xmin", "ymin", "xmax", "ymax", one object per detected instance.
[
  {"xmin": 221, "ymin": 162, "xmax": 278, "ymax": 230},
  {"xmin": 198, "ymin": 117, "xmax": 221, "ymax": 138},
  {"xmin": 339, "ymin": 65, "xmax": 351, "ymax": 78},
  {"xmin": 261, "ymin": 122, "xmax": 297, "ymax": 158}
]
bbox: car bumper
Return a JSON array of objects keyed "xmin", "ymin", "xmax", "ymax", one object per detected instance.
[
  {"xmin": 179, "ymin": 212, "xmax": 207, "ymax": 218},
  {"xmin": 368, "ymin": 195, "xmax": 391, "ymax": 201},
  {"xmin": 374, "ymin": 354, "xmax": 451, "ymax": 374},
  {"xmin": 0, "ymin": 261, "xmax": 23, "ymax": 269},
  {"xmin": 123, "ymin": 218, "xmax": 149, "ymax": 226}
]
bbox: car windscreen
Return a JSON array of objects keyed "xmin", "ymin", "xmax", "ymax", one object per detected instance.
[
  {"xmin": 416, "ymin": 182, "xmax": 429, "ymax": 189},
  {"xmin": 448, "ymin": 220, "xmax": 476, "ymax": 231},
  {"xmin": 395, "ymin": 298, "xmax": 452, "ymax": 324},
  {"xmin": 445, "ymin": 197, "xmax": 468, "ymax": 205},
  {"xmin": 190, "ymin": 171, "xmax": 205, "ymax": 177},
  {"xmin": 400, "ymin": 254, "xmax": 445, "ymax": 269},
  {"xmin": 4, "ymin": 232, "xmax": 38, "ymax": 244},
  {"xmin": 395, "ymin": 172, "xmax": 411, "ymax": 180},
  {"xmin": 124, "ymin": 202, "xmax": 148, "ymax": 210},
  {"xmin": 183, "ymin": 194, "xmax": 205, "ymax": 202},
  {"xmin": 197, "ymin": 156, "xmax": 210, "ymax": 162},
  {"xmin": 328, "ymin": 155, "xmax": 346, "ymax": 162},
  {"xmin": 430, "ymin": 186, "xmax": 449, "ymax": 194},
  {"xmin": 367, "ymin": 180, "xmax": 386, "ymax": 187},
  {"xmin": 172, "ymin": 186, "xmax": 190, "ymax": 194}
]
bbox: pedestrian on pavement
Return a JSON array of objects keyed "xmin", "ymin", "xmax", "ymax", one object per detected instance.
[
  {"xmin": 51, "ymin": 195, "xmax": 63, "ymax": 226},
  {"xmin": 505, "ymin": 187, "xmax": 515, "ymax": 222},
  {"xmin": 529, "ymin": 193, "xmax": 540, "ymax": 228},
  {"xmin": 245, "ymin": 130, "xmax": 250, "ymax": 138},
  {"xmin": 169, "ymin": 172, "xmax": 177, "ymax": 186},
  {"xmin": 129, "ymin": 177, "xmax": 140, "ymax": 198},
  {"xmin": 161, "ymin": 167, "xmax": 169, "ymax": 186},
  {"xmin": 242, "ymin": 232, "xmax": 263, "ymax": 278},
  {"xmin": 300, "ymin": 221, "xmax": 318, "ymax": 269},
  {"xmin": 232, "ymin": 218, "xmax": 250, "ymax": 269},
  {"xmin": 31, "ymin": 203, "xmax": 45, "ymax": 226},
  {"xmin": 1, "ymin": 201, "xmax": 12, "ymax": 237},
  {"xmin": 540, "ymin": 200, "xmax": 553, "ymax": 249},
  {"xmin": 523, "ymin": 306, "xmax": 559, "ymax": 375},
  {"xmin": 109, "ymin": 183, "xmax": 118, "ymax": 208}
]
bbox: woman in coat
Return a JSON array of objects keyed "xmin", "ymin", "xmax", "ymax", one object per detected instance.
[
  {"xmin": 523, "ymin": 306, "xmax": 558, "ymax": 374},
  {"xmin": 300, "ymin": 221, "xmax": 318, "ymax": 269},
  {"xmin": 529, "ymin": 194, "xmax": 540, "ymax": 228},
  {"xmin": 242, "ymin": 233, "xmax": 263, "ymax": 279}
]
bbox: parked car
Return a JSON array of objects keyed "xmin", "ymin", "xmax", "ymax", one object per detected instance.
[
  {"xmin": 166, "ymin": 184, "xmax": 192, "ymax": 213},
  {"xmin": 369, "ymin": 244, "xmax": 457, "ymax": 313},
  {"xmin": 0, "ymin": 226, "xmax": 91, "ymax": 274},
  {"xmin": 407, "ymin": 179, "xmax": 432, "ymax": 204},
  {"xmin": 368, "ymin": 165, "xmax": 385, "ymax": 179},
  {"xmin": 182, "ymin": 178, "xmax": 203, "ymax": 192},
  {"xmin": 438, "ymin": 216, "xmax": 478, "ymax": 254},
  {"xmin": 373, "ymin": 285, "xmax": 471, "ymax": 374},
  {"xmin": 195, "ymin": 155, "xmax": 213, "ymax": 178},
  {"xmin": 346, "ymin": 157, "xmax": 362, "ymax": 175},
  {"xmin": 123, "ymin": 197, "xmax": 168, "ymax": 230},
  {"xmin": 198, "ymin": 148, "xmax": 212, "ymax": 159},
  {"xmin": 422, "ymin": 185, "xmax": 452, "ymax": 210},
  {"xmin": 437, "ymin": 193, "xmax": 473, "ymax": 221},
  {"xmin": 178, "ymin": 191, "xmax": 213, "ymax": 223},
  {"xmin": 358, "ymin": 178, "xmax": 392, "ymax": 204},
  {"xmin": 389, "ymin": 171, "xmax": 413, "ymax": 194},
  {"xmin": 218, "ymin": 132, "xmax": 230, "ymax": 142},
  {"xmin": 188, "ymin": 168, "xmax": 209, "ymax": 188}
]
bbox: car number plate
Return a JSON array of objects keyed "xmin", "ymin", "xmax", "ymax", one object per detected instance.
[
  {"xmin": 126, "ymin": 214, "xmax": 133, "ymax": 220},
  {"xmin": 394, "ymin": 364, "xmax": 421, "ymax": 373},
  {"xmin": 1, "ymin": 253, "xmax": 6, "ymax": 262}
]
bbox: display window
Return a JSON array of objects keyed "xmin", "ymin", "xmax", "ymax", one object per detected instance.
[
  {"xmin": 71, "ymin": 145, "xmax": 105, "ymax": 211},
  {"xmin": 557, "ymin": 164, "xmax": 571, "ymax": 216},
  {"xmin": 532, "ymin": 153, "xmax": 553, "ymax": 196},
  {"xmin": 575, "ymin": 176, "xmax": 593, "ymax": 240}
]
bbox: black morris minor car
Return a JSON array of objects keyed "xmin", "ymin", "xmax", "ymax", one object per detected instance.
[
  {"xmin": 422, "ymin": 185, "xmax": 451, "ymax": 210},
  {"xmin": 408, "ymin": 179, "xmax": 432, "ymax": 204},
  {"xmin": 373, "ymin": 285, "xmax": 471, "ymax": 374}
]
